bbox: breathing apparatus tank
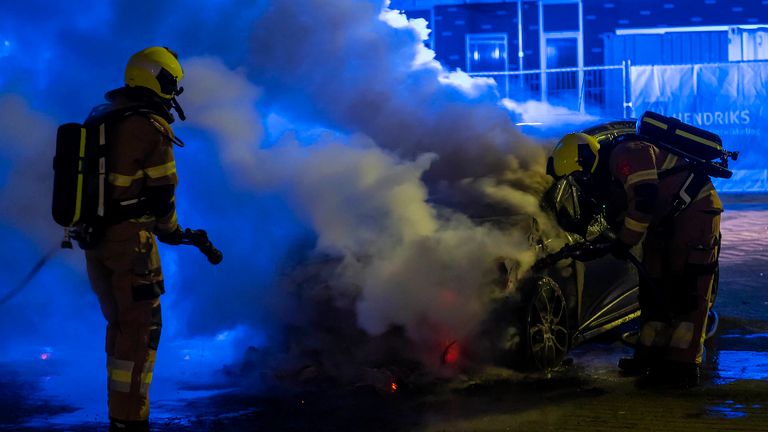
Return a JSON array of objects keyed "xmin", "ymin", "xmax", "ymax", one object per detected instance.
[{"xmin": 636, "ymin": 111, "xmax": 739, "ymax": 178}]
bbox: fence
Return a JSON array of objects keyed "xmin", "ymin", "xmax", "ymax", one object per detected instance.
[
  {"xmin": 468, "ymin": 62, "xmax": 631, "ymax": 119},
  {"xmin": 470, "ymin": 60, "xmax": 768, "ymax": 192}
]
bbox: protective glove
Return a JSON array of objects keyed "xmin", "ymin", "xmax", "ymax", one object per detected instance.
[
  {"xmin": 156, "ymin": 225, "xmax": 184, "ymax": 245},
  {"xmin": 572, "ymin": 241, "xmax": 612, "ymax": 262},
  {"xmin": 593, "ymin": 230, "xmax": 632, "ymax": 261}
]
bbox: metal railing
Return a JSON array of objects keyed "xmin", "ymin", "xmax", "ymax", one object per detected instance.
[{"xmin": 469, "ymin": 62, "xmax": 630, "ymax": 119}]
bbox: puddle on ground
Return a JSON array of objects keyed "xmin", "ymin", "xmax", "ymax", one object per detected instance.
[
  {"xmin": 710, "ymin": 350, "xmax": 768, "ymax": 384},
  {"xmin": 706, "ymin": 400, "xmax": 751, "ymax": 419}
]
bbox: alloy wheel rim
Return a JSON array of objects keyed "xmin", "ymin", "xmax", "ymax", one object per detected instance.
[{"xmin": 529, "ymin": 279, "xmax": 569, "ymax": 370}]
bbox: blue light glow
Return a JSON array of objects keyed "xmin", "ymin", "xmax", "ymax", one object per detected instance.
[
  {"xmin": 3, "ymin": 2, "xmax": 530, "ymax": 424},
  {"xmin": 706, "ymin": 402, "xmax": 749, "ymax": 419},
  {"xmin": 2, "ymin": 0, "xmax": 767, "ymax": 427},
  {"xmin": 712, "ymin": 350, "xmax": 768, "ymax": 384},
  {"xmin": 0, "ymin": 1, "xmax": 310, "ymax": 423}
]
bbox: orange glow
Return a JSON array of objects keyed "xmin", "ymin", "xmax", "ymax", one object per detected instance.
[
  {"xmin": 391, "ymin": 382, "xmax": 398, "ymax": 392},
  {"xmin": 440, "ymin": 290, "xmax": 458, "ymax": 306},
  {"xmin": 443, "ymin": 342, "xmax": 459, "ymax": 364}
]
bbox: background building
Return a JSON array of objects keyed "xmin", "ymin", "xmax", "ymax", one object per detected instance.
[
  {"xmin": 391, "ymin": 0, "xmax": 768, "ymax": 189},
  {"xmin": 391, "ymin": 0, "xmax": 767, "ymax": 71}
]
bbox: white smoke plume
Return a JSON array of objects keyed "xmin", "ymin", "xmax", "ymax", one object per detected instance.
[
  {"xmin": 182, "ymin": 59, "xmax": 537, "ymax": 355},
  {"xmin": 502, "ymin": 98, "xmax": 600, "ymax": 127},
  {"xmin": 247, "ymin": 0, "xmax": 550, "ymax": 188},
  {"xmin": 177, "ymin": 0, "xmax": 559, "ymax": 368}
]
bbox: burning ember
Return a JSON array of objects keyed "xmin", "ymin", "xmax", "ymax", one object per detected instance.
[
  {"xmin": 441, "ymin": 341, "xmax": 460, "ymax": 365},
  {"xmin": 391, "ymin": 382, "xmax": 398, "ymax": 392}
]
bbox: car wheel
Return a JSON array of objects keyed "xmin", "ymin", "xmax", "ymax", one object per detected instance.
[{"xmin": 525, "ymin": 276, "xmax": 570, "ymax": 370}]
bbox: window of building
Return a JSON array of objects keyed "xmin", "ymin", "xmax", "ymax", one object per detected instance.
[
  {"xmin": 542, "ymin": 3, "xmax": 580, "ymax": 32},
  {"xmin": 465, "ymin": 33, "xmax": 508, "ymax": 73}
]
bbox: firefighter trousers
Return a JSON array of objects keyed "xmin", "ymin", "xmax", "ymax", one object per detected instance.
[
  {"xmin": 85, "ymin": 222, "xmax": 165, "ymax": 422},
  {"xmin": 634, "ymin": 194, "xmax": 722, "ymax": 367}
]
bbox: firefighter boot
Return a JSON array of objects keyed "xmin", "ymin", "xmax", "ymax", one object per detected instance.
[
  {"xmin": 666, "ymin": 361, "xmax": 700, "ymax": 388},
  {"xmin": 618, "ymin": 357, "xmax": 649, "ymax": 376}
]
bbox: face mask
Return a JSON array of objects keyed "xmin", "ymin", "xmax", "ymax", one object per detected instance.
[
  {"xmin": 545, "ymin": 175, "xmax": 600, "ymax": 237},
  {"xmin": 169, "ymin": 86, "xmax": 186, "ymax": 121}
]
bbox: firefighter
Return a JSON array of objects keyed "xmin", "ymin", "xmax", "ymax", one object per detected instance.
[
  {"xmin": 547, "ymin": 132, "xmax": 722, "ymax": 387},
  {"xmin": 85, "ymin": 46, "xmax": 186, "ymax": 431}
]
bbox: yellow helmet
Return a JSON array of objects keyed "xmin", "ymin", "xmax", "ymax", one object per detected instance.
[
  {"xmin": 546, "ymin": 132, "xmax": 600, "ymax": 178},
  {"xmin": 124, "ymin": 47, "xmax": 183, "ymax": 100}
]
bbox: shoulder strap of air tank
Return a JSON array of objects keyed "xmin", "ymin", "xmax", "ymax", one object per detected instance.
[{"xmin": 133, "ymin": 110, "xmax": 185, "ymax": 148}]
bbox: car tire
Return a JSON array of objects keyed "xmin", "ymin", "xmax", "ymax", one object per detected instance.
[{"xmin": 522, "ymin": 276, "xmax": 570, "ymax": 371}]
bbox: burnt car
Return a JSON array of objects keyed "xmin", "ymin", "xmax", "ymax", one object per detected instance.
[
  {"xmin": 487, "ymin": 120, "xmax": 719, "ymax": 371},
  {"xmin": 277, "ymin": 121, "xmax": 717, "ymax": 379}
]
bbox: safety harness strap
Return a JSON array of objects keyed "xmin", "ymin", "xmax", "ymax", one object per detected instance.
[{"xmin": 669, "ymin": 169, "xmax": 710, "ymax": 216}]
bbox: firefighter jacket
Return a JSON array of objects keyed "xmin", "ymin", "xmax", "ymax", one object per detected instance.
[
  {"xmin": 95, "ymin": 89, "xmax": 179, "ymax": 234},
  {"xmin": 607, "ymin": 139, "xmax": 722, "ymax": 246}
]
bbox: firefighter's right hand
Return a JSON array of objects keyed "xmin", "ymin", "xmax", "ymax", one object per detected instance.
[
  {"xmin": 156, "ymin": 226, "xmax": 184, "ymax": 245},
  {"xmin": 572, "ymin": 241, "xmax": 612, "ymax": 262}
]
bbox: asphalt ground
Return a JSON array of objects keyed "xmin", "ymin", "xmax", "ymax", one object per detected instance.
[{"xmin": 2, "ymin": 193, "xmax": 767, "ymax": 432}]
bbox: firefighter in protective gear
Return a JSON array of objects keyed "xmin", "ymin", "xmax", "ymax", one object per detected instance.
[
  {"xmin": 547, "ymin": 131, "xmax": 722, "ymax": 387},
  {"xmin": 85, "ymin": 46, "xmax": 186, "ymax": 432}
]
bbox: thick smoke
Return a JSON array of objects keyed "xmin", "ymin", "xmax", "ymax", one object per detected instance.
[
  {"xmin": 0, "ymin": 95, "xmax": 96, "ymax": 363},
  {"xmin": 0, "ymin": 95, "xmax": 58, "ymax": 242},
  {"xmin": 173, "ymin": 0, "xmax": 558, "ymax": 369},
  {"xmin": 247, "ymin": 0, "xmax": 550, "ymax": 191},
  {"xmin": 180, "ymin": 58, "xmax": 539, "ymax": 366},
  {"xmin": 0, "ymin": 0, "xmax": 564, "ymax": 395}
]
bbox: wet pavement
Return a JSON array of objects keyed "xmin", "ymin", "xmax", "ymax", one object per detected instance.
[{"xmin": 2, "ymin": 194, "xmax": 767, "ymax": 431}]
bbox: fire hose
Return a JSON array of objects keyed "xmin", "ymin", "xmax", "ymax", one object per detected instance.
[
  {"xmin": 0, "ymin": 246, "xmax": 60, "ymax": 307},
  {"xmin": 533, "ymin": 233, "xmax": 651, "ymax": 278},
  {"xmin": 0, "ymin": 228, "xmax": 222, "ymax": 307}
]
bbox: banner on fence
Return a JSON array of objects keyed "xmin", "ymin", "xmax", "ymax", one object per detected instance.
[{"xmin": 631, "ymin": 63, "xmax": 768, "ymax": 192}]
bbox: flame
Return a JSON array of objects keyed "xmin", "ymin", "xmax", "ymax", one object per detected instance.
[
  {"xmin": 442, "ymin": 341, "xmax": 460, "ymax": 365},
  {"xmin": 390, "ymin": 382, "xmax": 398, "ymax": 392}
]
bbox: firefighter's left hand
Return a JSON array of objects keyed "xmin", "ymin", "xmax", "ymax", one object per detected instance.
[{"xmin": 156, "ymin": 226, "xmax": 184, "ymax": 245}]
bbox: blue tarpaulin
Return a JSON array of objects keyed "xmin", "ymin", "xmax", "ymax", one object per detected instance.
[{"xmin": 631, "ymin": 62, "xmax": 768, "ymax": 192}]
